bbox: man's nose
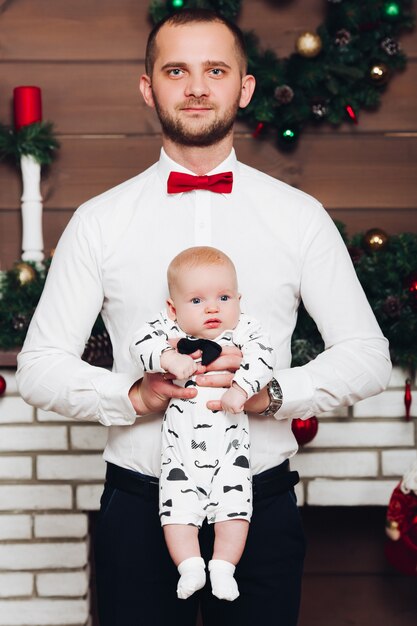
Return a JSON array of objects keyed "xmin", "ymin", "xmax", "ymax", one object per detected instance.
[{"xmin": 184, "ymin": 72, "xmax": 210, "ymax": 98}]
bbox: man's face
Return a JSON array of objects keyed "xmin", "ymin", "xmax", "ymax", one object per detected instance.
[{"xmin": 142, "ymin": 21, "xmax": 252, "ymax": 147}]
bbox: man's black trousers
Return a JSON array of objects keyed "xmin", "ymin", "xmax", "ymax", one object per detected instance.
[{"xmin": 94, "ymin": 461, "xmax": 306, "ymax": 626}]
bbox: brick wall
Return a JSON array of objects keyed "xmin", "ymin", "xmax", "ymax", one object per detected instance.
[{"xmin": 0, "ymin": 366, "xmax": 415, "ymax": 625}]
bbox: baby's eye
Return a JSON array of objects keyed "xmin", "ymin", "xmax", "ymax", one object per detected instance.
[
  {"xmin": 220, "ymin": 295, "xmax": 229, "ymax": 301},
  {"xmin": 191, "ymin": 298, "xmax": 201, "ymax": 304}
]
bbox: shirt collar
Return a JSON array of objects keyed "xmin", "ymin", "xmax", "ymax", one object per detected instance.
[{"xmin": 157, "ymin": 147, "xmax": 238, "ymax": 196}]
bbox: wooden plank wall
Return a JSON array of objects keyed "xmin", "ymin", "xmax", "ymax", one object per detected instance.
[{"xmin": 0, "ymin": 0, "xmax": 416, "ymax": 269}]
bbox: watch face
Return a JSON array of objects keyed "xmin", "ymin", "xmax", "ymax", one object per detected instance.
[
  {"xmin": 270, "ymin": 379, "xmax": 283, "ymax": 401},
  {"xmin": 261, "ymin": 378, "xmax": 282, "ymax": 416}
]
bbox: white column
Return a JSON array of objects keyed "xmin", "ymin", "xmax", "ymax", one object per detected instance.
[{"xmin": 20, "ymin": 154, "xmax": 44, "ymax": 263}]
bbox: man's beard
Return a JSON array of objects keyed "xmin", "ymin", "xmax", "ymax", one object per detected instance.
[{"xmin": 153, "ymin": 95, "xmax": 240, "ymax": 147}]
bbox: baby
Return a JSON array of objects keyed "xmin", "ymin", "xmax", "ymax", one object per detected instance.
[{"xmin": 130, "ymin": 246, "xmax": 275, "ymax": 601}]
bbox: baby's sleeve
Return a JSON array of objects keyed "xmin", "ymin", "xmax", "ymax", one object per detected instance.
[
  {"xmin": 232, "ymin": 316, "xmax": 276, "ymax": 399},
  {"xmin": 129, "ymin": 315, "xmax": 172, "ymax": 374}
]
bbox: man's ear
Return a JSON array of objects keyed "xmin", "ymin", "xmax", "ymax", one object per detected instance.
[
  {"xmin": 239, "ymin": 74, "xmax": 256, "ymax": 109},
  {"xmin": 166, "ymin": 298, "xmax": 176, "ymax": 320},
  {"xmin": 139, "ymin": 74, "xmax": 155, "ymax": 108}
]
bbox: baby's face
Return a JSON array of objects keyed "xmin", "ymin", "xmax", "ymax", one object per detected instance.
[{"xmin": 167, "ymin": 263, "xmax": 241, "ymax": 339}]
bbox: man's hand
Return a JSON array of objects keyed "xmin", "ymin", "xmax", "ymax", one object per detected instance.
[{"xmin": 129, "ymin": 372, "xmax": 197, "ymax": 416}]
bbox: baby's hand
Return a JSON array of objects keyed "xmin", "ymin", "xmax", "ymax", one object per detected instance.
[
  {"xmin": 221, "ymin": 384, "xmax": 248, "ymax": 415},
  {"xmin": 160, "ymin": 349, "xmax": 198, "ymax": 380}
]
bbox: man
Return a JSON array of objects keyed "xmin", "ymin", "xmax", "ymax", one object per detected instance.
[{"xmin": 17, "ymin": 9, "xmax": 391, "ymax": 626}]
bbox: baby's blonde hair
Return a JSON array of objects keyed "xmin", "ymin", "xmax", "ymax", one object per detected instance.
[{"xmin": 167, "ymin": 246, "xmax": 236, "ymax": 295}]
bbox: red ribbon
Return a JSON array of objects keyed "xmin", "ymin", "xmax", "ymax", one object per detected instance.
[
  {"xmin": 167, "ymin": 171, "xmax": 233, "ymax": 194},
  {"xmin": 13, "ymin": 86, "xmax": 42, "ymax": 130}
]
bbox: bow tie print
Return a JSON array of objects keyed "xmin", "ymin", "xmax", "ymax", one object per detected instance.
[
  {"xmin": 191, "ymin": 440, "xmax": 207, "ymax": 451},
  {"xmin": 223, "ymin": 485, "xmax": 244, "ymax": 493}
]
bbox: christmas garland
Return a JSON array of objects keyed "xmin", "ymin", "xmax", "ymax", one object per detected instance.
[
  {"xmin": 149, "ymin": 0, "xmax": 415, "ymax": 148},
  {"xmin": 1, "ymin": 226, "xmax": 416, "ymax": 370},
  {"xmin": 0, "ymin": 122, "xmax": 59, "ymax": 165}
]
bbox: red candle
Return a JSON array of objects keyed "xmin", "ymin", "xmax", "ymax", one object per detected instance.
[{"xmin": 13, "ymin": 86, "xmax": 42, "ymax": 130}]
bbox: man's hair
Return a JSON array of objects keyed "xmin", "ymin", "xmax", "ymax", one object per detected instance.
[
  {"xmin": 167, "ymin": 246, "xmax": 236, "ymax": 294},
  {"xmin": 145, "ymin": 8, "xmax": 248, "ymax": 76}
]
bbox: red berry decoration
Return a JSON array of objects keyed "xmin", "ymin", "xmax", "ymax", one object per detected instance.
[
  {"xmin": 291, "ymin": 416, "xmax": 318, "ymax": 446},
  {"xmin": 0, "ymin": 375, "xmax": 6, "ymax": 396},
  {"xmin": 405, "ymin": 272, "xmax": 417, "ymax": 310}
]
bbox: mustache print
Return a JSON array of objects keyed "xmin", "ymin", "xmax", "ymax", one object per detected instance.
[
  {"xmin": 203, "ymin": 502, "xmax": 219, "ymax": 510},
  {"xmin": 134, "ymin": 333, "xmax": 152, "ymax": 345},
  {"xmin": 223, "ymin": 485, "xmax": 243, "ymax": 493},
  {"xmin": 243, "ymin": 377, "xmax": 260, "ymax": 394},
  {"xmin": 181, "ymin": 488, "xmax": 199, "ymax": 496},
  {"xmin": 170, "ymin": 404, "xmax": 184, "ymax": 413},
  {"xmin": 227, "ymin": 512, "xmax": 248, "ymax": 518},
  {"xmin": 225, "ymin": 424, "xmax": 238, "ymax": 432},
  {"xmin": 167, "ymin": 429, "xmax": 179, "ymax": 438},
  {"xmin": 194, "ymin": 423, "xmax": 212, "ymax": 429},
  {"xmin": 194, "ymin": 459, "xmax": 219, "ymax": 469},
  {"xmin": 258, "ymin": 357, "xmax": 273, "ymax": 370}
]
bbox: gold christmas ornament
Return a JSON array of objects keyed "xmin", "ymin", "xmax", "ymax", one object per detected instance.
[
  {"xmin": 369, "ymin": 63, "xmax": 390, "ymax": 84},
  {"xmin": 14, "ymin": 262, "xmax": 37, "ymax": 285},
  {"xmin": 363, "ymin": 228, "xmax": 389, "ymax": 252},
  {"xmin": 295, "ymin": 32, "xmax": 322, "ymax": 58}
]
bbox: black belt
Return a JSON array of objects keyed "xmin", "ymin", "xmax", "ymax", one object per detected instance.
[{"xmin": 105, "ymin": 460, "xmax": 299, "ymax": 503}]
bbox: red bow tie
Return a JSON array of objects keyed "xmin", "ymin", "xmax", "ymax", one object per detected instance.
[{"xmin": 167, "ymin": 171, "xmax": 233, "ymax": 194}]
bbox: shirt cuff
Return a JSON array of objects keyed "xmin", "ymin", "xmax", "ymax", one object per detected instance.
[{"xmin": 91, "ymin": 371, "xmax": 140, "ymax": 426}]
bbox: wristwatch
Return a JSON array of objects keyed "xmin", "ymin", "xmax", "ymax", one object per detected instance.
[{"xmin": 260, "ymin": 378, "xmax": 283, "ymax": 417}]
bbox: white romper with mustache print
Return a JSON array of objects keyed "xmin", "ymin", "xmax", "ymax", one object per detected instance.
[{"xmin": 130, "ymin": 309, "xmax": 275, "ymax": 527}]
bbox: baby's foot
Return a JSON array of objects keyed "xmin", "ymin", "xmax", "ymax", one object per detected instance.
[
  {"xmin": 177, "ymin": 557, "xmax": 206, "ymax": 600},
  {"xmin": 208, "ymin": 559, "xmax": 239, "ymax": 601}
]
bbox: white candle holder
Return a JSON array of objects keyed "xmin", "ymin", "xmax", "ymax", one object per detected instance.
[{"xmin": 20, "ymin": 154, "xmax": 44, "ymax": 263}]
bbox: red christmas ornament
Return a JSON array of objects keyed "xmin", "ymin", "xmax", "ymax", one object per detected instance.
[
  {"xmin": 407, "ymin": 273, "xmax": 417, "ymax": 294},
  {"xmin": 0, "ymin": 375, "xmax": 6, "ymax": 396},
  {"xmin": 404, "ymin": 271, "xmax": 417, "ymax": 310},
  {"xmin": 404, "ymin": 378, "xmax": 412, "ymax": 421},
  {"xmin": 252, "ymin": 122, "xmax": 265, "ymax": 138},
  {"xmin": 13, "ymin": 86, "xmax": 42, "ymax": 130},
  {"xmin": 291, "ymin": 416, "xmax": 318, "ymax": 446},
  {"xmin": 345, "ymin": 104, "xmax": 358, "ymax": 124}
]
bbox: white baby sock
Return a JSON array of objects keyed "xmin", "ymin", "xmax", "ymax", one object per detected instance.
[
  {"xmin": 208, "ymin": 559, "xmax": 240, "ymax": 601},
  {"xmin": 177, "ymin": 556, "xmax": 206, "ymax": 600}
]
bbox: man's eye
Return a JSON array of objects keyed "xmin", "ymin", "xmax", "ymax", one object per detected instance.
[
  {"xmin": 169, "ymin": 69, "xmax": 183, "ymax": 76},
  {"xmin": 210, "ymin": 68, "xmax": 223, "ymax": 76},
  {"xmin": 220, "ymin": 295, "xmax": 229, "ymax": 301},
  {"xmin": 191, "ymin": 298, "xmax": 201, "ymax": 304}
]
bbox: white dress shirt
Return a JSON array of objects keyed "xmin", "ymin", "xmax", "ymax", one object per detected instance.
[{"xmin": 16, "ymin": 148, "xmax": 391, "ymax": 476}]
